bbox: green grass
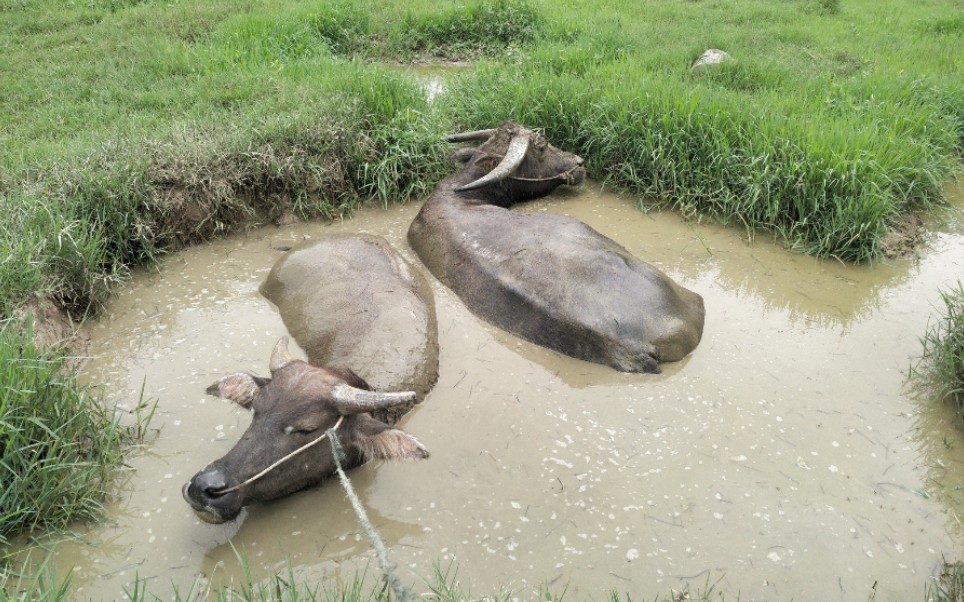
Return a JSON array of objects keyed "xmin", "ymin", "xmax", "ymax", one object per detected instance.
[
  {"xmin": 914, "ymin": 282, "xmax": 964, "ymax": 420},
  {"xmin": 442, "ymin": 0, "xmax": 962, "ymax": 261},
  {"xmin": 2, "ymin": 557, "xmax": 727, "ymax": 601},
  {"xmin": 928, "ymin": 560, "xmax": 964, "ymax": 602},
  {"xmin": 384, "ymin": 0, "xmax": 543, "ymax": 60},
  {"xmin": 0, "ymin": 317, "xmax": 152, "ymax": 549}
]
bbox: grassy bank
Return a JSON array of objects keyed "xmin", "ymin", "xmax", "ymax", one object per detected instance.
[
  {"xmin": 1, "ymin": 89, "xmax": 444, "ymax": 317},
  {"xmin": 445, "ymin": 0, "xmax": 962, "ymax": 261},
  {"xmin": 1, "ymin": 0, "xmax": 962, "ymax": 598}
]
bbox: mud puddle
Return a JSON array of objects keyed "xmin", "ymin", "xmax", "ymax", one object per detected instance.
[
  {"xmin": 400, "ymin": 63, "xmax": 471, "ymax": 102},
  {"xmin": 10, "ymin": 185, "xmax": 964, "ymax": 601}
]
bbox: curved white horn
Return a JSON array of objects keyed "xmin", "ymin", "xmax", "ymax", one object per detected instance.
[
  {"xmin": 455, "ymin": 133, "xmax": 531, "ymax": 192},
  {"xmin": 332, "ymin": 384, "xmax": 417, "ymax": 415},
  {"xmin": 445, "ymin": 128, "xmax": 497, "ymax": 143},
  {"xmin": 269, "ymin": 336, "xmax": 296, "ymax": 372}
]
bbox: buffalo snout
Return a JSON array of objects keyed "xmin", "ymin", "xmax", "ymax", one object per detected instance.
[
  {"xmin": 183, "ymin": 467, "xmax": 243, "ymax": 524},
  {"xmin": 568, "ymin": 160, "xmax": 586, "ymax": 186}
]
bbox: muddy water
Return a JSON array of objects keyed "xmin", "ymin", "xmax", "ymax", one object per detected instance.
[
  {"xmin": 15, "ymin": 185, "xmax": 964, "ymax": 600},
  {"xmin": 402, "ymin": 64, "xmax": 471, "ymax": 102}
]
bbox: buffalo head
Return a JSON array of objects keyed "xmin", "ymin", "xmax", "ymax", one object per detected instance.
[
  {"xmin": 447, "ymin": 123, "xmax": 585, "ymax": 204},
  {"xmin": 182, "ymin": 337, "xmax": 429, "ymax": 524}
]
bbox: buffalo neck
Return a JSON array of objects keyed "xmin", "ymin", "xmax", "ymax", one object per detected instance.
[{"xmin": 433, "ymin": 173, "xmax": 524, "ymax": 209}]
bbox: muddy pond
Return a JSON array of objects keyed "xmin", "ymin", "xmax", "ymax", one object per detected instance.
[{"xmin": 16, "ymin": 184, "xmax": 964, "ymax": 600}]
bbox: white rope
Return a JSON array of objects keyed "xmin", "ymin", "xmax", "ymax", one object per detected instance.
[
  {"xmin": 212, "ymin": 415, "xmax": 345, "ymax": 495},
  {"xmin": 328, "ymin": 428, "xmax": 413, "ymax": 602}
]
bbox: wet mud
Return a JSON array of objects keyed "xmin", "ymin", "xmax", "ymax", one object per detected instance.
[{"xmin": 10, "ymin": 184, "xmax": 964, "ymax": 601}]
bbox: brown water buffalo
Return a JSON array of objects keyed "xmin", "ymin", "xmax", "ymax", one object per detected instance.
[
  {"xmin": 259, "ymin": 234, "xmax": 438, "ymax": 423},
  {"xmin": 407, "ymin": 122, "xmax": 705, "ymax": 373},
  {"xmin": 183, "ymin": 337, "xmax": 429, "ymax": 524}
]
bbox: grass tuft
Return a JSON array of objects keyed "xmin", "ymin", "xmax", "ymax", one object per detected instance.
[
  {"xmin": 0, "ymin": 316, "xmax": 151, "ymax": 549},
  {"xmin": 4, "ymin": 554, "xmax": 732, "ymax": 601},
  {"xmin": 302, "ymin": 0, "xmax": 372, "ymax": 56},
  {"xmin": 795, "ymin": 0, "xmax": 841, "ymax": 16},
  {"xmin": 913, "ymin": 282, "xmax": 964, "ymax": 421},
  {"xmin": 0, "ymin": 555, "xmax": 72, "ymax": 602},
  {"xmin": 919, "ymin": 15, "xmax": 964, "ymax": 37},
  {"xmin": 388, "ymin": 0, "xmax": 543, "ymax": 60},
  {"xmin": 201, "ymin": 0, "xmax": 373, "ymax": 70},
  {"xmin": 928, "ymin": 560, "xmax": 964, "ymax": 602}
]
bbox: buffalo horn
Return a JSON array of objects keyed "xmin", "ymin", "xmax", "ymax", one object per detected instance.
[
  {"xmin": 455, "ymin": 132, "xmax": 531, "ymax": 192},
  {"xmin": 445, "ymin": 128, "xmax": 497, "ymax": 143},
  {"xmin": 269, "ymin": 336, "xmax": 296, "ymax": 372},
  {"xmin": 332, "ymin": 384, "xmax": 417, "ymax": 415}
]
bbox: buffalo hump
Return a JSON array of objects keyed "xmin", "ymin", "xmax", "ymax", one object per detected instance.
[
  {"xmin": 260, "ymin": 234, "xmax": 438, "ymax": 422},
  {"xmin": 412, "ymin": 204, "xmax": 704, "ymax": 373}
]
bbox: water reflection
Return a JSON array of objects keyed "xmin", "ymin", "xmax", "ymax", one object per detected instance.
[
  {"xmin": 200, "ymin": 467, "xmax": 425, "ymax": 588},
  {"xmin": 399, "ymin": 63, "xmax": 471, "ymax": 103},
  {"xmin": 912, "ymin": 386, "xmax": 964, "ymax": 524},
  {"xmin": 906, "ymin": 182, "xmax": 964, "ymax": 523},
  {"xmin": 522, "ymin": 185, "xmax": 916, "ymax": 331}
]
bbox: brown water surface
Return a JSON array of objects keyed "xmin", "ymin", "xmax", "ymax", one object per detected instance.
[{"xmin": 14, "ymin": 185, "xmax": 964, "ymax": 600}]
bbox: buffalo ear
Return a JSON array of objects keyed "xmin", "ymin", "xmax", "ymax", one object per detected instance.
[
  {"xmin": 473, "ymin": 155, "xmax": 499, "ymax": 173},
  {"xmin": 450, "ymin": 147, "xmax": 477, "ymax": 164},
  {"xmin": 349, "ymin": 415, "xmax": 429, "ymax": 462},
  {"xmin": 206, "ymin": 373, "xmax": 269, "ymax": 408}
]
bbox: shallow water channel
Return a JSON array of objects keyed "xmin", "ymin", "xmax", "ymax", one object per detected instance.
[{"xmin": 18, "ymin": 185, "xmax": 964, "ymax": 600}]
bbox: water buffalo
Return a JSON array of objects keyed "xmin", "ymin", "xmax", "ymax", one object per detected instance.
[
  {"xmin": 259, "ymin": 234, "xmax": 438, "ymax": 423},
  {"xmin": 407, "ymin": 122, "xmax": 705, "ymax": 373},
  {"xmin": 182, "ymin": 337, "xmax": 428, "ymax": 524}
]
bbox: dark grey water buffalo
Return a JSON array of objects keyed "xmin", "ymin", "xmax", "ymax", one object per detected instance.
[
  {"xmin": 183, "ymin": 337, "xmax": 429, "ymax": 524},
  {"xmin": 407, "ymin": 122, "xmax": 705, "ymax": 373},
  {"xmin": 260, "ymin": 234, "xmax": 438, "ymax": 423}
]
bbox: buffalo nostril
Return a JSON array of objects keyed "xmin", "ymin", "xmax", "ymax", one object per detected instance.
[
  {"xmin": 204, "ymin": 486, "xmax": 226, "ymax": 498},
  {"xmin": 192, "ymin": 470, "xmax": 228, "ymax": 498}
]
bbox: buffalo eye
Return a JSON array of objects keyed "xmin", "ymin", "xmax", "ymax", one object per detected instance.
[{"xmin": 283, "ymin": 424, "xmax": 320, "ymax": 435}]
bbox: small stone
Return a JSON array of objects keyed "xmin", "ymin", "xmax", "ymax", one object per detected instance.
[{"xmin": 691, "ymin": 49, "xmax": 733, "ymax": 74}]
